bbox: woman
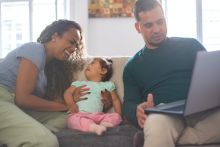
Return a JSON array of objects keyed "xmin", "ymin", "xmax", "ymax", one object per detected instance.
[{"xmin": 0, "ymin": 20, "xmax": 111, "ymax": 147}]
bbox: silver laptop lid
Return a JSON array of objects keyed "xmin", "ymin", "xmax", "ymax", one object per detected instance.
[{"xmin": 184, "ymin": 50, "xmax": 220, "ymax": 116}]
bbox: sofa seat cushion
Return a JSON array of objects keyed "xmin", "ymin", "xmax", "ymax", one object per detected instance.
[
  {"xmin": 133, "ymin": 131, "xmax": 220, "ymax": 147},
  {"xmin": 178, "ymin": 145, "xmax": 220, "ymax": 147},
  {"xmin": 56, "ymin": 124, "xmax": 139, "ymax": 147}
]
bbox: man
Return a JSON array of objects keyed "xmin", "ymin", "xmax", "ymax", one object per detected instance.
[{"xmin": 122, "ymin": 0, "xmax": 220, "ymax": 147}]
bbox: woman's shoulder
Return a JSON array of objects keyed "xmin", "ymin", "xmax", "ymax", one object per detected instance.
[
  {"xmin": 19, "ymin": 42, "xmax": 44, "ymax": 52},
  {"xmin": 16, "ymin": 42, "xmax": 46, "ymax": 70}
]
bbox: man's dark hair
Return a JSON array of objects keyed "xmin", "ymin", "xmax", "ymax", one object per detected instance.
[{"xmin": 134, "ymin": 0, "xmax": 162, "ymax": 21}]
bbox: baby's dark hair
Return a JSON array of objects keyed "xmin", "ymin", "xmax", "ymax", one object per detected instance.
[{"xmin": 95, "ymin": 57, "xmax": 113, "ymax": 82}]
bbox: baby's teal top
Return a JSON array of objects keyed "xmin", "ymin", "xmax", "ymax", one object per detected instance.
[{"xmin": 72, "ymin": 81, "xmax": 115, "ymax": 113}]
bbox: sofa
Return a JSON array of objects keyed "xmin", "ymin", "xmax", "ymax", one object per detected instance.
[{"xmin": 54, "ymin": 56, "xmax": 220, "ymax": 147}]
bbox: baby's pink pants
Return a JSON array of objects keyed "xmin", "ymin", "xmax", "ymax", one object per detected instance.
[{"xmin": 67, "ymin": 112, "xmax": 122, "ymax": 132}]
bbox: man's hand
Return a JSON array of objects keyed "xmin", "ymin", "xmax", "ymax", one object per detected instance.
[
  {"xmin": 101, "ymin": 89, "xmax": 113, "ymax": 112},
  {"xmin": 136, "ymin": 93, "xmax": 154, "ymax": 128}
]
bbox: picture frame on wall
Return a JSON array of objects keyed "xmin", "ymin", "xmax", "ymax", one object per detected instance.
[{"xmin": 88, "ymin": 0, "xmax": 135, "ymax": 18}]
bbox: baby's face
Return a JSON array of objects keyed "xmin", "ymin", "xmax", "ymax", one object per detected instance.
[{"xmin": 84, "ymin": 59, "xmax": 103, "ymax": 81}]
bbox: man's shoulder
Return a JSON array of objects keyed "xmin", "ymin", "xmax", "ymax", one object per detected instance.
[
  {"xmin": 167, "ymin": 37, "xmax": 205, "ymax": 51},
  {"xmin": 127, "ymin": 47, "xmax": 145, "ymax": 64},
  {"xmin": 167, "ymin": 37, "xmax": 204, "ymax": 47},
  {"xmin": 124, "ymin": 52, "xmax": 140, "ymax": 70},
  {"xmin": 168, "ymin": 37, "xmax": 199, "ymax": 44}
]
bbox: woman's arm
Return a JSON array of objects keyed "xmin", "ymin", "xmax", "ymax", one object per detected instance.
[
  {"xmin": 111, "ymin": 90, "xmax": 122, "ymax": 115},
  {"xmin": 15, "ymin": 58, "xmax": 68, "ymax": 111},
  {"xmin": 64, "ymin": 86, "xmax": 78, "ymax": 113}
]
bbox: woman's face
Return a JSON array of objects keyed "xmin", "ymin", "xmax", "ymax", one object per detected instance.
[{"xmin": 52, "ymin": 28, "xmax": 81, "ymax": 60}]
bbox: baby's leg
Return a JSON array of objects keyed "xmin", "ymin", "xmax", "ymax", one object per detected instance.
[
  {"xmin": 67, "ymin": 112, "xmax": 106, "ymax": 135},
  {"xmin": 67, "ymin": 113, "xmax": 94, "ymax": 131},
  {"xmin": 100, "ymin": 113, "xmax": 122, "ymax": 128}
]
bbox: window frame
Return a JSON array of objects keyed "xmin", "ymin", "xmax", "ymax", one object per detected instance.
[
  {"xmin": 162, "ymin": 0, "xmax": 203, "ymax": 42},
  {"xmin": 0, "ymin": 0, "xmax": 67, "ymax": 57}
]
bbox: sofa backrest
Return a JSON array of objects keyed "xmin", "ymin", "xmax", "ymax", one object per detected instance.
[{"xmin": 75, "ymin": 57, "xmax": 130, "ymax": 103}]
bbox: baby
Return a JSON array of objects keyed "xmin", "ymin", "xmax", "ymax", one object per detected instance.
[{"xmin": 64, "ymin": 57, "xmax": 122, "ymax": 135}]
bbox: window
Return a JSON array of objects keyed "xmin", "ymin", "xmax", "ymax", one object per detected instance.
[
  {"xmin": 164, "ymin": 0, "xmax": 197, "ymax": 38},
  {"xmin": 0, "ymin": 1, "xmax": 29, "ymax": 57},
  {"xmin": 163, "ymin": 0, "xmax": 220, "ymax": 51},
  {"xmin": 0, "ymin": 0, "xmax": 66, "ymax": 58},
  {"xmin": 202, "ymin": 0, "xmax": 220, "ymax": 51}
]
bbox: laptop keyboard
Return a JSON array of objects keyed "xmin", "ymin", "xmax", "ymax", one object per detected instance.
[{"xmin": 164, "ymin": 105, "xmax": 185, "ymax": 111}]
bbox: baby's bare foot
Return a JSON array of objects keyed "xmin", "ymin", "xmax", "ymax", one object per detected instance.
[{"xmin": 89, "ymin": 124, "xmax": 106, "ymax": 135}]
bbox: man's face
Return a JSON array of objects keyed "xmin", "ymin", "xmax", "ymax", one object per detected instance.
[{"xmin": 135, "ymin": 6, "xmax": 167, "ymax": 49}]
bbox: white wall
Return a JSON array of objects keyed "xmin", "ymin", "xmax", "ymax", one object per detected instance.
[
  {"xmin": 68, "ymin": 0, "xmax": 144, "ymax": 56},
  {"xmin": 88, "ymin": 18, "xmax": 143, "ymax": 56}
]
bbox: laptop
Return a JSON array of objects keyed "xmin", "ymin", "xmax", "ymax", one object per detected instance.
[{"xmin": 145, "ymin": 50, "xmax": 220, "ymax": 117}]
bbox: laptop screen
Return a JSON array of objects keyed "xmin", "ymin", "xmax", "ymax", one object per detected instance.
[{"xmin": 184, "ymin": 50, "xmax": 220, "ymax": 116}]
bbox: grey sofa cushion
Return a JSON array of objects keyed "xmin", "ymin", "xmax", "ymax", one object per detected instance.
[
  {"xmin": 178, "ymin": 145, "xmax": 220, "ymax": 147},
  {"xmin": 56, "ymin": 124, "xmax": 139, "ymax": 147}
]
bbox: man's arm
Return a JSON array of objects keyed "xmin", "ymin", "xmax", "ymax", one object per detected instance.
[{"xmin": 122, "ymin": 65, "xmax": 142, "ymax": 127}]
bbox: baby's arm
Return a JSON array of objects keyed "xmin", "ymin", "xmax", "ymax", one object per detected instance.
[
  {"xmin": 64, "ymin": 86, "xmax": 78, "ymax": 113},
  {"xmin": 110, "ymin": 90, "xmax": 122, "ymax": 115}
]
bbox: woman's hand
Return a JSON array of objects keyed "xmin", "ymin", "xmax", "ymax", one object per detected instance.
[
  {"xmin": 101, "ymin": 89, "xmax": 113, "ymax": 112},
  {"xmin": 70, "ymin": 104, "xmax": 79, "ymax": 113},
  {"xmin": 72, "ymin": 85, "xmax": 90, "ymax": 102}
]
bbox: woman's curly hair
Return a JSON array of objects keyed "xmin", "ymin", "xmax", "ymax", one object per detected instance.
[
  {"xmin": 37, "ymin": 19, "xmax": 85, "ymax": 101},
  {"xmin": 44, "ymin": 59, "xmax": 84, "ymax": 101}
]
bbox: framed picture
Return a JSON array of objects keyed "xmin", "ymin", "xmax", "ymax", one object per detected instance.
[{"xmin": 88, "ymin": 0, "xmax": 135, "ymax": 18}]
